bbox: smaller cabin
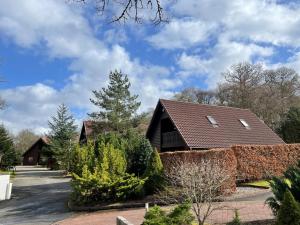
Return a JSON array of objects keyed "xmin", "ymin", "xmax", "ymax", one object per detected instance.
[
  {"xmin": 146, "ymin": 99, "xmax": 285, "ymax": 152},
  {"xmin": 79, "ymin": 121, "xmax": 95, "ymax": 145},
  {"xmin": 22, "ymin": 137, "xmax": 49, "ymax": 165}
]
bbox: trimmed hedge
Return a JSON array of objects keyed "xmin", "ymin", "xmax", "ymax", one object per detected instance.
[
  {"xmin": 160, "ymin": 148, "xmax": 237, "ymax": 194},
  {"xmin": 160, "ymin": 144, "xmax": 300, "ymax": 185},
  {"xmin": 232, "ymin": 144, "xmax": 300, "ymax": 181}
]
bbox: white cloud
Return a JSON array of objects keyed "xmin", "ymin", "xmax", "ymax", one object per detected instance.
[
  {"xmin": 0, "ymin": 0, "xmax": 179, "ymax": 134},
  {"xmin": 2, "ymin": 0, "xmax": 300, "ymax": 134},
  {"xmin": 177, "ymin": 36, "xmax": 274, "ymax": 88},
  {"xmin": 147, "ymin": 18, "xmax": 217, "ymax": 49},
  {"xmin": 170, "ymin": 0, "xmax": 300, "ymax": 47}
]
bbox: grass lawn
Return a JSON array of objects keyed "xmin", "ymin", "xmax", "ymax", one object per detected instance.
[
  {"xmin": 240, "ymin": 179, "xmax": 291, "ymax": 189},
  {"xmin": 241, "ymin": 180, "xmax": 270, "ymax": 188},
  {"xmin": 0, "ymin": 169, "xmax": 16, "ymax": 178}
]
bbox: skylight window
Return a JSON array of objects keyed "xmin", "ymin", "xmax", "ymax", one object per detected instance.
[
  {"xmin": 207, "ymin": 116, "xmax": 218, "ymax": 127},
  {"xmin": 240, "ymin": 119, "xmax": 250, "ymax": 129}
]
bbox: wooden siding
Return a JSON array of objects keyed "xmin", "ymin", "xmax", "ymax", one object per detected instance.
[
  {"xmin": 23, "ymin": 141, "xmax": 41, "ymax": 165},
  {"xmin": 162, "ymin": 131, "xmax": 185, "ymax": 148}
]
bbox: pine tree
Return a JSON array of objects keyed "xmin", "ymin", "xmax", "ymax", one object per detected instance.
[
  {"xmin": 89, "ymin": 70, "xmax": 141, "ymax": 133},
  {"xmin": 48, "ymin": 104, "xmax": 77, "ymax": 170},
  {"xmin": 0, "ymin": 125, "xmax": 17, "ymax": 168},
  {"xmin": 276, "ymin": 190, "xmax": 300, "ymax": 225}
]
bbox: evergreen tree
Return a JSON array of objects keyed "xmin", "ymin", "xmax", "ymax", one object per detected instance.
[
  {"xmin": 48, "ymin": 104, "xmax": 78, "ymax": 170},
  {"xmin": 0, "ymin": 125, "xmax": 17, "ymax": 168},
  {"xmin": 276, "ymin": 191, "xmax": 300, "ymax": 225},
  {"xmin": 143, "ymin": 148, "xmax": 164, "ymax": 194},
  {"xmin": 89, "ymin": 70, "xmax": 141, "ymax": 133},
  {"xmin": 277, "ymin": 107, "xmax": 300, "ymax": 143},
  {"xmin": 128, "ymin": 135, "xmax": 153, "ymax": 176}
]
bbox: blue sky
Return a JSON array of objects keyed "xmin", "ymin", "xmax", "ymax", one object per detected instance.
[{"xmin": 1, "ymin": 0, "xmax": 300, "ymax": 134}]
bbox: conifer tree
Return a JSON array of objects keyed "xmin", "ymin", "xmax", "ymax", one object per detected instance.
[
  {"xmin": 89, "ymin": 70, "xmax": 141, "ymax": 133},
  {"xmin": 144, "ymin": 148, "xmax": 164, "ymax": 194},
  {"xmin": 48, "ymin": 104, "xmax": 77, "ymax": 170},
  {"xmin": 276, "ymin": 190, "xmax": 300, "ymax": 225},
  {"xmin": 0, "ymin": 125, "xmax": 17, "ymax": 167}
]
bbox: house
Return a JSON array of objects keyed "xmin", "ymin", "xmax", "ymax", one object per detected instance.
[
  {"xmin": 146, "ymin": 99, "xmax": 284, "ymax": 152},
  {"xmin": 79, "ymin": 121, "xmax": 95, "ymax": 144},
  {"xmin": 79, "ymin": 120, "xmax": 109, "ymax": 144},
  {"xmin": 22, "ymin": 136, "xmax": 50, "ymax": 165}
]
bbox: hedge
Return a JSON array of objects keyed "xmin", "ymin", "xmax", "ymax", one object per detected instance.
[
  {"xmin": 160, "ymin": 144, "xmax": 300, "ymax": 185},
  {"xmin": 232, "ymin": 144, "xmax": 300, "ymax": 181},
  {"xmin": 160, "ymin": 148, "xmax": 237, "ymax": 194}
]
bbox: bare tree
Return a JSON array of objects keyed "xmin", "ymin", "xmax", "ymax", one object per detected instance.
[
  {"xmin": 164, "ymin": 158, "xmax": 230, "ymax": 225},
  {"xmin": 218, "ymin": 62, "xmax": 263, "ymax": 109},
  {"xmin": 174, "ymin": 87, "xmax": 217, "ymax": 105},
  {"xmin": 13, "ymin": 129, "xmax": 39, "ymax": 161},
  {"xmin": 72, "ymin": 0, "xmax": 168, "ymax": 24}
]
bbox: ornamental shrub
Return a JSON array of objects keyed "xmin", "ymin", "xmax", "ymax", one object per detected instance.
[
  {"xmin": 266, "ymin": 160, "xmax": 300, "ymax": 215},
  {"xmin": 70, "ymin": 142, "xmax": 96, "ymax": 175},
  {"xmin": 97, "ymin": 143, "xmax": 126, "ymax": 177},
  {"xmin": 143, "ymin": 148, "xmax": 165, "ymax": 194},
  {"xmin": 71, "ymin": 165, "xmax": 146, "ymax": 205},
  {"xmin": 142, "ymin": 203, "xmax": 194, "ymax": 225},
  {"xmin": 167, "ymin": 202, "xmax": 194, "ymax": 225},
  {"xmin": 142, "ymin": 205, "xmax": 167, "ymax": 225},
  {"xmin": 276, "ymin": 190, "xmax": 300, "ymax": 225},
  {"xmin": 128, "ymin": 135, "xmax": 153, "ymax": 176}
]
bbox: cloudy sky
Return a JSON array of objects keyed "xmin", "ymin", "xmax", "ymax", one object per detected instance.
[{"xmin": 0, "ymin": 0, "xmax": 300, "ymax": 134}]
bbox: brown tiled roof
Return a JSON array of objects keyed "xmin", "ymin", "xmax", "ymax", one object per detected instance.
[{"xmin": 158, "ymin": 99, "xmax": 284, "ymax": 149}]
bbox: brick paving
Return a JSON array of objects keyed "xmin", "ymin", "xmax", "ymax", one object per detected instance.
[{"xmin": 55, "ymin": 201, "xmax": 274, "ymax": 225}]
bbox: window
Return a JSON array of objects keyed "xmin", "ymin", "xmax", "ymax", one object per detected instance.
[
  {"xmin": 240, "ymin": 119, "xmax": 250, "ymax": 129},
  {"xmin": 207, "ymin": 116, "xmax": 218, "ymax": 127}
]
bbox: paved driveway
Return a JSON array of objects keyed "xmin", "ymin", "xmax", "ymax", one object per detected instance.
[{"xmin": 0, "ymin": 166, "xmax": 73, "ymax": 225}]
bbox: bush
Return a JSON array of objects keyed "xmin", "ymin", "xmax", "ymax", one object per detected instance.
[
  {"xmin": 71, "ymin": 141, "xmax": 146, "ymax": 205},
  {"xmin": 71, "ymin": 165, "xmax": 146, "ymax": 205},
  {"xmin": 70, "ymin": 142, "xmax": 97, "ymax": 175},
  {"xmin": 142, "ymin": 203, "xmax": 194, "ymax": 225},
  {"xmin": 142, "ymin": 205, "xmax": 167, "ymax": 225},
  {"xmin": 266, "ymin": 160, "xmax": 300, "ymax": 215},
  {"xmin": 124, "ymin": 129, "xmax": 153, "ymax": 176},
  {"xmin": 143, "ymin": 148, "xmax": 165, "ymax": 194},
  {"xmin": 129, "ymin": 136, "xmax": 153, "ymax": 176},
  {"xmin": 167, "ymin": 202, "xmax": 194, "ymax": 225},
  {"xmin": 276, "ymin": 190, "xmax": 300, "ymax": 225},
  {"xmin": 227, "ymin": 209, "xmax": 241, "ymax": 225}
]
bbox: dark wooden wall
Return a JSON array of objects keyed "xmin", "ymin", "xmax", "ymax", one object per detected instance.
[{"xmin": 23, "ymin": 140, "xmax": 43, "ymax": 165}]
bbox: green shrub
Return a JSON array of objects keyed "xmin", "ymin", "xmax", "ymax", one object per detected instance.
[
  {"xmin": 142, "ymin": 203, "xmax": 194, "ymax": 225},
  {"xmin": 266, "ymin": 160, "xmax": 300, "ymax": 215},
  {"xmin": 276, "ymin": 190, "xmax": 300, "ymax": 225},
  {"xmin": 143, "ymin": 148, "xmax": 165, "ymax": 194},
  {"xmin": 128, "ymin": 135, "xmax": 153, "ymax": 176},
  {"xmin": 227, "ymin": 209, "xmax": 241, "ymax": 225},
  {"xmin": 167, "ymin": 202, "xmax": 194, "ymax": 225},
  {"xmin": 70, "ymin": 142, "xmax": 96, "ymax": 175},
  {"xmin": 71, "ymin": 165, "xmax": 146, "ymax": 205},
  {"xmin": 97, "ymin": 143, "xmax": 127, "ymax": 177},
  {"xmin": 143, "ymin": 205, "xmax": 167, "ymax": 225}
]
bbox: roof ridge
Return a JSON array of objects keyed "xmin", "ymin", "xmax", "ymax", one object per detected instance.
[{"xmin": 159, "ymin": 98, "xmax": 251, "ymax": 111}]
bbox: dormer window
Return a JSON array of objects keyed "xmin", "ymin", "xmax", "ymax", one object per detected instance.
[
  {"xmin": 207, "ymin": 115, "xmax": 218, "ymax": 127},
  {"xmin": 240, "ymin": 119, "xmax": 250, "ymax": 129}
]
